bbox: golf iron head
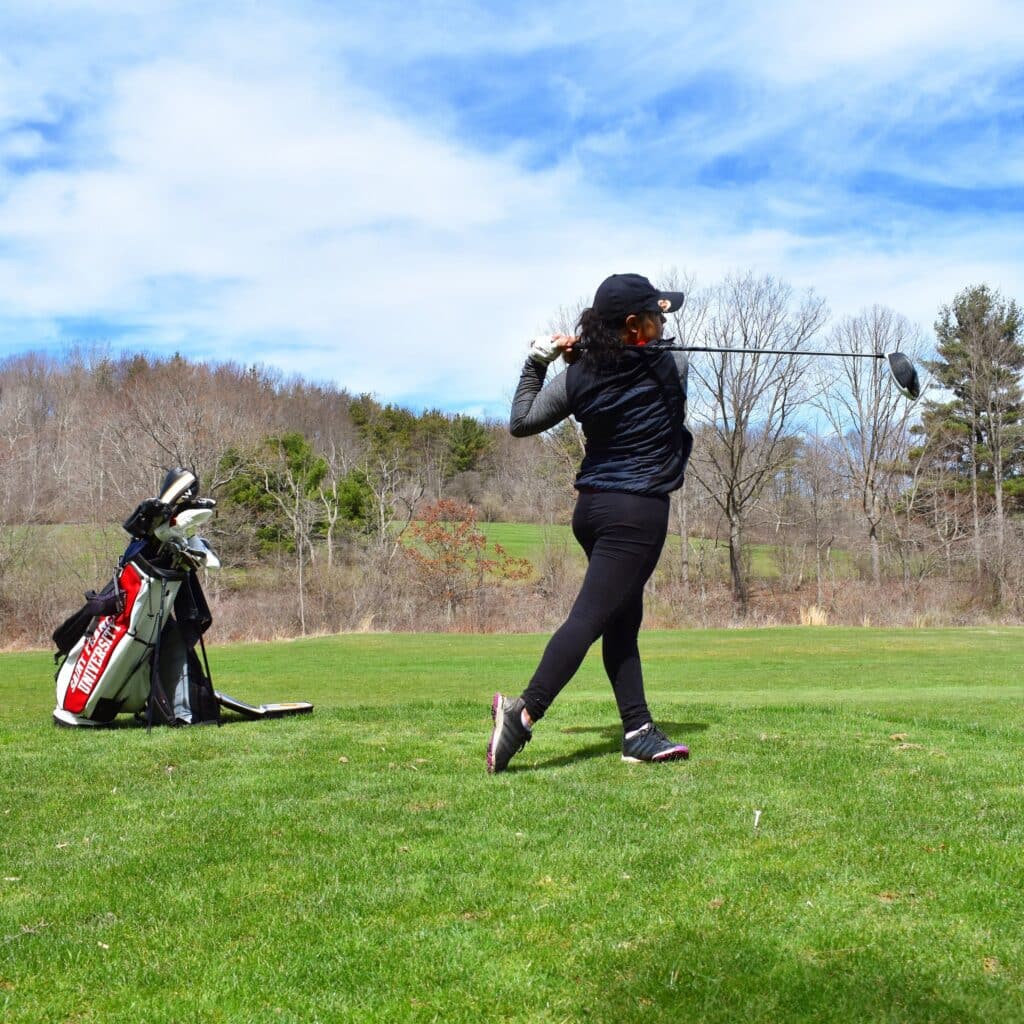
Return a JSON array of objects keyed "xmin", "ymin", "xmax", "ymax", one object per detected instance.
[
  {"xmin": 886, "ymin": 352, "xmax": 920, "ymax": 400},
  {"xmin": 185, "ymin": 536, "xmax": 221, "ymax": 570}
]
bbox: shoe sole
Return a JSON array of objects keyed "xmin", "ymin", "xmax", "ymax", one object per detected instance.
[
  {"xmin": 486, "ymin": 692, "xmax": 504, "ymax": 774},
  {"xmin": 622, "ymin": 745, "xmax": 690, "ymax": 764}
]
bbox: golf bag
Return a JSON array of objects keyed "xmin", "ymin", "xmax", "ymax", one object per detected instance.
[{"xmin": 53, "ymin": 468, "xmax": 223, "ymax": 728}]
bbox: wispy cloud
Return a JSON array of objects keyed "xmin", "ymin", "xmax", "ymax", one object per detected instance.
[{"xmin": 0, "ymin": 2, "xmax": 1021, "ymax": 414}]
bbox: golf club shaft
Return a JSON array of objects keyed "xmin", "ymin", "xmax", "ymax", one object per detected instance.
[{"xmin": 660, "ymin": 346, "xmax": 884, "ymax": 360}]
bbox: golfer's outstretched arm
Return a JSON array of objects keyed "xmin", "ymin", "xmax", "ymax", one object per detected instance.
[{"xmin": 509, "ymin": 359, "xmax": 571, "ymax": 437}]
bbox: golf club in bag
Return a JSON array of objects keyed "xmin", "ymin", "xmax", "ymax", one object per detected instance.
[{"xmin": 52, "ymin": 468, "xmax": 313, "ymax": 728}]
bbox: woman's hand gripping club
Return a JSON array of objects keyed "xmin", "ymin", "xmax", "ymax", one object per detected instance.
[{"xmin": 528, "ymin": 333, "xmax": 578, "ymax": 365}]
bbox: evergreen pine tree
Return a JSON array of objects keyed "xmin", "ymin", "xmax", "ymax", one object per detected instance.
[{"xmin": 922, "ymin": 285, "xmax": 1024, "ymax": 592}]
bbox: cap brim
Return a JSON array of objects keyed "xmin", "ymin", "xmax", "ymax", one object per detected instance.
[{"xmin": 654, "ymin": 291, "xmax": 685, "ymax": 314}]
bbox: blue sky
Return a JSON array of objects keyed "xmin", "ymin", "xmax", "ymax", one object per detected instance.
[{"xmin": 1, "ymin": 1, "xmax": 1022, "ymax": 416}]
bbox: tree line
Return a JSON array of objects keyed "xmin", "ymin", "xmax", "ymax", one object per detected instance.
[{"xmin": 1, "ymin": 274, "xmax": 1021, "ymax": 646}]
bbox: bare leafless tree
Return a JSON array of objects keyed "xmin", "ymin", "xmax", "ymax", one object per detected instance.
[
  {"xmin": 660, "ymin": 269, "xmax": 709, "ymax": 590},
  {"xmin": 687, "ymin": 273, "xmax": 827, "ymax": 612},
  {"xmin": 800, "ymin": 434, "xmax": 845, "ymax": 607},
  {"xmin": 815, "ymin": 307, "xmax": 928, "ymax": 584}
]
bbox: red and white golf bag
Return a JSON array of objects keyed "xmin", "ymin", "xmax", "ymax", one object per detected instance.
[
  {"xmin": 53, "ymin": 469, "xmax": 222, "ymax": 728},
  {"xmin": 52, "ymin": 468, "xmax": 313, "ymax": 728}
]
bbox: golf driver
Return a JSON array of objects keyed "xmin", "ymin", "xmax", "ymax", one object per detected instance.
[{"xmin": 659, "ymin": 344, "xmax": 921, "ymax": 400}]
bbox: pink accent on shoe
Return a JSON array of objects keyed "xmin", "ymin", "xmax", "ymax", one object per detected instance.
[{"xmin": 651, "ymin": 744, "xmax": 689, "ymax": 761}]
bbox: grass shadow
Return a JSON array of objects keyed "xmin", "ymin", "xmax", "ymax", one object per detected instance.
[
  {"xmin": 52, "ymin": 717, "xmax": 144, "ymax": 731},
  {"xmin": 578, "ymin": 919, "xmax": 999, "ymax": 1024},
  {"xmin": 559, "ymin": 721, "xmax": 709, "ymax": 738},
  {"xmin": 512, "ymin": 721, "xmax": 709, "ymax": 771},
  {"xmin": 513, "ymin": 738, "xmax": 621, "ymax": 771},
  {"xmin": 53, "ymin": 713, "xmax": 296, "ymax": 731}
]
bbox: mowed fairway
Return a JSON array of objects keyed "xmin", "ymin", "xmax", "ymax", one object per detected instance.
[{"xmin": 2, "ymin": 628, "xmax": 1023, "ymax": 1023}]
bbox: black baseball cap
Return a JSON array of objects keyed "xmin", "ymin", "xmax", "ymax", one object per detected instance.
[{"xmin": 592, "ymin": 273, "xmax": 685, "ymax": 324}]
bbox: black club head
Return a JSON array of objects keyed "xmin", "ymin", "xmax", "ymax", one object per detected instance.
[{"xmin": 887, "ymin": 352, "xmax": 920, "ymax": 400}]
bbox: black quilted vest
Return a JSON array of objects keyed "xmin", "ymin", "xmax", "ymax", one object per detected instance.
[{"xmin": 565, "ymin": 347, "xmax": 693, "ymax": 496}]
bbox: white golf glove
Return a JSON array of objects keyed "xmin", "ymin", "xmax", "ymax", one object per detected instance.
[{"xmin": 528, "ymin": 335, "xmax": 563, "ymax": 365}]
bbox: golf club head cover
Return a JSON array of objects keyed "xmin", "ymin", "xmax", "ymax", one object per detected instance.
[{"xmin": 123, "ymin": 498, "xmax": 172, "ymax": 539}]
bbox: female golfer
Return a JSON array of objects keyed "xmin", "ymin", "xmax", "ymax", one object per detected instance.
[{"xmin": 487, "ymin": 272, "xmax": 694, "ymax": 773}]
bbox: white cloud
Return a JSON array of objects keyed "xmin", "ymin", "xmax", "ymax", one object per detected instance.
[
  {"xmin": 0, "ymin": 30, "xmax": 633, "ymax": 407},
  {"xmin": 0, "ymin": 1, "xmax": 1022, "ymax": 414},
  {"xmin": 0, "ymin": 129, "xmax": 46, "ymax": 162},
  {"xmin": 743, "ymin": 0, "xmax": 1024, "ymax": 79}
]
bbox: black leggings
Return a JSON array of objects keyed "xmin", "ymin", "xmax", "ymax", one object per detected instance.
[{"xmin": 521, "ymin": 489, "xmax": 669, "ymax": 733}]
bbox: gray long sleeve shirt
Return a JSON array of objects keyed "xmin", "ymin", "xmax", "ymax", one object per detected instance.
[
  {"xmin": 509, "ymin": 348, "xmax": 692, "ymax": 495},
  {"xmin": 510, "ymin": 350, "xmax": 689, "ymax": 436}
]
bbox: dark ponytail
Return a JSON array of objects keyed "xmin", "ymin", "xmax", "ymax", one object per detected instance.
[
  {"xmin": 575, "ymin": 307, "xmax": 629, "ymax": 369},
  {"xmin": 576, "ymin": 307, "xmax": 664, "ymax": 369}
]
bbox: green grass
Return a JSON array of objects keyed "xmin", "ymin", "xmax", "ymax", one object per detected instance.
[
  {"xmin": 478, "ymin": 520, "xmax": 749, "ymax": 572},
  {"xmin": 5, "ymin": 523, "xmax": 125, "ymax": 583},
  {"xmin": 2, "ymin": 628, "xmax": 1023, "ymax": 1023},
  {"xmin": 20, "ymin": 520, "xmax": 852, "ymax": 586},
  {"xmin": 477, "ymin": 522, "xmax": 853, "ymax": 579},
  {"xmin": 475, "ymin": 521, "xmax": 576, "ymax": 562}
]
